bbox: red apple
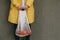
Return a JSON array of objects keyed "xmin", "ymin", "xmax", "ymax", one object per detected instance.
[
  {"xmin": 17, "ymin": 30, "xmax": 21, "ymax": 34},
  {"xmin": 27, "ymin": 30, "xmax": 32, "ymax": 34},
  {"xmin": 23, "ymin": 30, "xmax": 27, "ymax": 34}
]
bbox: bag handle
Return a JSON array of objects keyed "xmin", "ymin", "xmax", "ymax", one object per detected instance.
[
  {"xmin": 22, "ymin": 0, "xmax": 25, "ymax": 6},
  {"xmin": 21, "ymin": 0, "xmax": 25, "ymax": 11}
]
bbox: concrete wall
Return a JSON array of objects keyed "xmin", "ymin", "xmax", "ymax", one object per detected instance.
[{"xmin": 0, "ymin": 0, "xmax": 60, "ymax": 40}]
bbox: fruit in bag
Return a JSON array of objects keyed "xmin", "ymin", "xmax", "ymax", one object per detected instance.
[
  {"xmin": 16, "ymin": 30, "xmax": 32, "ymax": 35},
  {"xmin": 27, "ymin": 30, "xmax": 32, "ymax": 34}
]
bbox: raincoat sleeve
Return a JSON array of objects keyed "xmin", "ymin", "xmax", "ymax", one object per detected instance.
[
  {"xmin": 26, "ymin": 0, "xmax": 34, "ymax": 7},
  {"xmin": 11, "ymin": 0, "xmax": 20, "ymax": 7}
]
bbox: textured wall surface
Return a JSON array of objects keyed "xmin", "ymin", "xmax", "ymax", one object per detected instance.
[{"xmin": 0, "ymin": 0, "xmax": 60, "ymax": 40}]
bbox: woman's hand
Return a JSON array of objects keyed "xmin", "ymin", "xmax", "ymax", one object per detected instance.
[
  {"xmin": 18, "ymin": 5, "xmax": 23, "ymax": 10},
  {"xmin": 18, "ymin": 5, "xmax": 29, "ymax": 10},
  {"xmin": 23, "ymin": 5, "xmax": 29, "ymax": 10}
]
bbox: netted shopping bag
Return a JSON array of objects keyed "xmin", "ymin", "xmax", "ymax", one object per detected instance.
[{"xmin": 15, "ymin": 10, "xmax": 32, "ymax": 37}]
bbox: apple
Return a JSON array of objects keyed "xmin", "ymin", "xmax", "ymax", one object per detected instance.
[
  {"xmin": 27, "ymin": 30, "xmax": 32, "ymax": 34},
  {"xmin": 17, "ymin": 30, "xmax": 21, "ymax": 34},
  {"xmin": 23, "ymin": 30, "xmax": 27, "ymax": 34}
]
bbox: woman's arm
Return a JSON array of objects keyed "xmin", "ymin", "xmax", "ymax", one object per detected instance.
[
  {"xmin": 11, "ymin": 0, "xmax": 20, "ymax": 7},
  {"xmin": 26, "ymin": 0, "xmax": 34, "ymax": 7}
]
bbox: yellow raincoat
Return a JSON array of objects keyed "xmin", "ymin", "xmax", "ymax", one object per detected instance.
[{"xmin": 8, "ymin": 0, "xmax": 34, "ymax": 24}]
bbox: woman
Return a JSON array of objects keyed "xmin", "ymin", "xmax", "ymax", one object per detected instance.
[{"xmin": 8, "ymin": 0, "xmax": 34, "ymax": 40}]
